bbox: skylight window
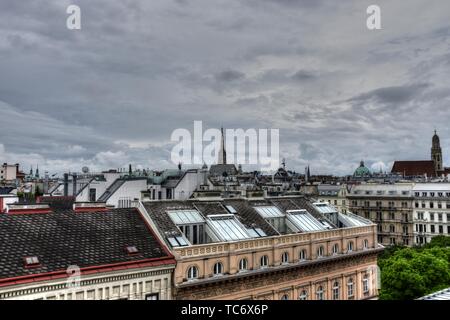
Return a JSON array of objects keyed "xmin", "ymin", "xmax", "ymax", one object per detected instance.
[
  {"xmin": 286, "ymin": 210, "xmax": 328, "ymax": 232},
  {"xmin": 168, "ymin": 210, "xmax": 205, "ymax": 224},
  {"xmin": 254, "ymin": 206, "xmax": 284, "ymax": 218},
  {"xmin": 125, "ymin": 246, "xmax": 139, "ymax": 254},
  {"xmin": 225, "ymin": 205, "xmax": 237, "ymax": 214},
  {"xmin": 206, "ymin": 214, "xmax": 251, "ymax": 241},
  {"xmin": 167, "ymin": 236, "xmax": 189, "ymax": 247},
  {"xmin": 24, "ymin": 256, "xmax": 40, "ymax": 267}
]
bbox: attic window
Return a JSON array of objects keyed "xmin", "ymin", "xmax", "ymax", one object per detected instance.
[
  {"xmin": 125, "ymin": 246, "xmax": 139, "ymax": 254},
  {"xmin": 24, "ymin": 256, "xmax": 40, "ymax": 268}
]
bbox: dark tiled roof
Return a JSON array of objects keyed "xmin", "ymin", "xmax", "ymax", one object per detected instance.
[
  {"xmin": 391, "ymin": 160, "xmax": 436, "ymax": 177},
  {"xmin": 0, "ymin": 208, "xmax": 172, "ymax": 280},
  {"xmin": 37, "ymin": 196, "xmax": 75, "ymax": 210},
  {"xmin": 209, "ymin": 164, "xmax": 238, "ymax": 176}
]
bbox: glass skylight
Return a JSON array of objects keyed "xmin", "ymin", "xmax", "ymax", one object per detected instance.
[
  {"xmin": 207, "ymin": 214, "xmax": 251, "ymax": 241},
  {"xmin": 254, "ymin": 206, "xmax": 284, "ymax": 218},
  {"xmin": 286, "ymin": 210, "xmax": 327, "ymax": 232},
  {"xmin": 167, "ymin": 210, "xmax": 205, "ymax": 225}
]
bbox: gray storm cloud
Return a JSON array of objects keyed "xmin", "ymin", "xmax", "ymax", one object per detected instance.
[{"xmin": 1, "ymin": 0, "xmax": 450, "ymax": 175}]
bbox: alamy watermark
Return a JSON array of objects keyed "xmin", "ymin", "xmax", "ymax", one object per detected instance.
[
  {"xmin": 170, "ymin": 121, "xmax": 280, "ymax": 172},
  {"xmin": 65, "ymin": 4, "xmax": 381, "ymax": 31}
]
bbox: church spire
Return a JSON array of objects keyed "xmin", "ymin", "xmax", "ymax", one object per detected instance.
[{"xmin": 218, "ymin": 127, "xmax": 227, "ymax": 165}]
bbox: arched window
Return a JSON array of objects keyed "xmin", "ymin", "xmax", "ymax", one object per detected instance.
[
  {"xmin": 347, "ymin": 278, "xmax": 354, "ymax": 298},
  {"xmin": 299, "ymin": 249, "xmax": 307, "ymax": 261},
  {"xmin": 332, "ymin": 243, "xmax": 339, "ymax": 255},
  {"xmin": 317, "ymin": 246, "xmax": 324, "ymax": 258},
  {"xmin": 316, "ymin": 286, "xmax": 324, "ymax": 300},
  {"xmin": 299, "ymin": 290, "xmax": 308, "ymax": 300},
  {"xmin": 238, "ymin": 258, "xmax": 248, "ymax": 272},
  {"xmin": 260, "ymin": 255, "xmax": 269, "ymax": 268},
  {"xmin": 281, "ymin": 252, "xmax": 289, "ymax": 264},
  {"xmin": 347, "ymin": 241, "xmax": 354, "ymax": 252},
  {"xmin": 332, "ymin": 281, "xmax": 340, "ymax": 300},
  {"xmin": 363, "ymin": 239, "xmax": 369, "ymax": 249},
  {"xmin": 280, "ymin": 294, "xmax": 289, "ymax": 300},
  {"xmin": 213, "ymin": 262, "xmax": 223, "ymax": 276},
  {"xmin": 187, "ymin": 266, "xmax": 198, "ymax": 281}
]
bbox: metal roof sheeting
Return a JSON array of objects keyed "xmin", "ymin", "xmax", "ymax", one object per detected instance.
[
  {"xmin": 419, "ymin": 287, "xmax": 450, "ymax": 300},
  {"xmin": 313, "ymin": 203, "xmax": 337, "ymax": 214},
  {"xmin": 338, "ymin": 213, "xmax": 370, "ymax": 227},
  {"xmin": 168, "ymin": 210, "xmax": 205, "ymax": 225}
]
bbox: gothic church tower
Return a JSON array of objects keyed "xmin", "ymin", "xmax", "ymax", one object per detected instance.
[{"xmin": 431, "ymin": 130, "xmax": 443, "ymax": 172}]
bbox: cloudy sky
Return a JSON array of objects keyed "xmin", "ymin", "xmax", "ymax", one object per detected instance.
[{"xmin": 1, "ymin": 0, "xmax": 450, "ymax": 175}]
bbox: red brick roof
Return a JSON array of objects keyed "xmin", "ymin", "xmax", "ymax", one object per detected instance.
[{"xmin": 391, "ymin": 160, "xmax": 436, "ymax": 177}]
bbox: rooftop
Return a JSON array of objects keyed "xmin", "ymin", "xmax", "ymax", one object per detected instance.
[{"xmin": 0, "ymin": 206, "xmax": 174, "ymax": 286}]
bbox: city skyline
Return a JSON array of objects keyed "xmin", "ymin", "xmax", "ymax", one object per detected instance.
[{"xmin": 1, "ymin": 1, "xmax": 450, "ymax": 175}]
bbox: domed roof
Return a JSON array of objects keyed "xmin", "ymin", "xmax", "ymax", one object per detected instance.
[{"xmin": 353, "ymin": 160, "xmax": 371, "ymax": 177}]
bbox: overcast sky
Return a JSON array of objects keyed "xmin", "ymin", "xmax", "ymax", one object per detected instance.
[{"xmin": 1, "ymin": 0, "xmax": 450, "ymax": 175}]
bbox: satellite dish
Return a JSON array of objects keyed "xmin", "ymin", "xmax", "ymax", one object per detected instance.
[{"xmin": 82, "ymin": 166, "xmax": 89, "ymax": 174}]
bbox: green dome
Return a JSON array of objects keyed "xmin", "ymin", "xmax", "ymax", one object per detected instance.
[{"xmin": 354, "ymin": 161, "xmax": 371, "ymax": 177}]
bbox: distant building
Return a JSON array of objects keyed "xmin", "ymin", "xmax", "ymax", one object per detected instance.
[
  {"xmin": 348, "ymin": 183, "xmax": 414, "ymax": 246},
  {"xmin": 412, "ymin": 183, "xmax": 450, "ymax": 245},
  {"xmin": 317, "ymin": 184, "xmax": 350, "ymax": 213},
  {"xmin": 0, "ymin": 163, "xmax": 24, "ymax": 183},
  {"xmin": 391, "ymin": 131, "xmax": 450, "ymax": 178}
]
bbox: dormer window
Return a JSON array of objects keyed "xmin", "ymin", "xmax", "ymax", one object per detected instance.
[
  {"xmin": 24, "ymin": 256, "xmax": 40, "ymax": 268},
  {"xmin": 125, "ymin": 246, "xmax": 139, "ymax": 254}
]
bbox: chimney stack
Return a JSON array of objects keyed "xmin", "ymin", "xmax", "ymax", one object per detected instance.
[
  {"xmin": 72, "ymin": 174, "xmax": 77, "ymax": 196},
  {"xmin": 63, "ymin": 173, "xmax": 69, "ymax": 196}
]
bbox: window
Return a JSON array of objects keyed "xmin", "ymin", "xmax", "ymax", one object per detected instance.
[
  {"xmin": 24, "ymin": 256, "xmax": 40, "ymax": 267},
  {"xmin": 347, "ymin": 241, "xmax": 354, "ymax": 252},
  {"xmin": 213, "ymin": 262, "xmax": 223, "ymax": 276},
  {"xmin": 260, "ymin": 255, "xmax": 269, "ymax": 268},
  {"xmin": 430, "ymin": 202, "xmax": 434, "ymax": 209},
  {"xmin": 125, "ymin": 246, "xmax": 138, "ymax": 254},
  {"xmin": 89, "ymin": 188, "xmax": 96, "ymax": 202},
  {"xmin": 439, "ymin": 225, "xmax": 443, "ymax": 234},
  {"xmin": 347, "ymin": 278, "xmax": 354, "ymax": 298},
  {"xmin": 389, "ymin": 212, "xmax": 395, "ymax": 220},
  {"xmin": 299, "ymin": 249, "xmax": 307, "ymax": 261},
  {"xmin": 431, "ymin": 225, "xmax": 435, "ymax": 233},
  {"xmin": 332, "ymin": 243, "xmax": 339, "ymax": 255},
  {"xmin": 430, "ymin": 213, "xmax": 435, "ymax": 221},
  {"xmin": 280, "ymin": 294, "xmax": 289, "ymax": 300},
  {"xmin": 299, "ymin": 290, "xmax": 308, "ymax": 300},
  {"xmin": 316, "ymin": 286, "xmax": 324, "ymax": 300},
  {"xmin": 363, "ymin": 239, "xmax": 369, "ymax": 249},
  {"xmin": 317, "ymin": 246, "xmax": 324, "ymax": 258},
  {"xmin": 363, "ymin": 275, "xmax": 370, "ymax": 293},
  {"xmin": 332, "ymin": 281, "xmax": 340, "ymax": 300},
  {"xmin": 187, "ymin": 266, "xmax": 198, "ymax": 281},
  {"xmin": 389, "ymin": 225, "xmax": 395, "ymax": 233},
  {"xmin": 281, "ymin": 252, "xmax": 289, "ymax": 264},
  {"xmin": 238, "ymin": 258, "xmax": 248, "ymax": 272},
  {"xmin": 145, "ymin": 293, "xmax": 159, "ymax": 300},
  {"xmin": 438, "ymin": 213, "xmax": 443, "ymax": 222}
]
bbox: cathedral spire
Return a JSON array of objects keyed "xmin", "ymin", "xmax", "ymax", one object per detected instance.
[{"xmin": 218, "ymin": 127, "xmax": 227, "ymax": 165}]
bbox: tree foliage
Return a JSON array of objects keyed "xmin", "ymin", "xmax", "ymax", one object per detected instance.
[{"xmin": 379, "ymin": 236, "xmax": 450, "ymax": 300}]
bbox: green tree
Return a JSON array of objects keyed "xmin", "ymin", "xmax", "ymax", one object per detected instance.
[{"xmin": 379, "ymin": 247, "xmax": 450, "ymax": 300}]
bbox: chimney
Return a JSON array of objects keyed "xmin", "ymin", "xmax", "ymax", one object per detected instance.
[
  {"xmin": 64, "ymin": 173, "xmax": 69, "ymax": 196},
  {"xmin": 72, "ymin": 174, "xmax": 77, "ymax": 196}
]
